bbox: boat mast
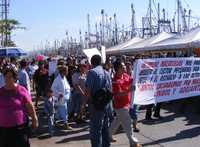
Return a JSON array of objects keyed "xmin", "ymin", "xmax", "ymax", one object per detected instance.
[
  {"xmin": 149, "ymin": 0, "xmax": 152, "ymax": 36},
  {"xmin": 131, "ymin": 3, "xmax": 136, "ymax": 38}
]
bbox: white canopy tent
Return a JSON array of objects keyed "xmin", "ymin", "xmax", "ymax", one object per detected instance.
[
  {"xmin": 106, "ymin": 37, "xmax": 144, "ymax": 55},
  {"xmin": 146, "ymin": 27, "xmax": 200, "ymax": 51},
  {"xmin": 123, "ymin": 32, "xmax": 176, "ymax": 54}
]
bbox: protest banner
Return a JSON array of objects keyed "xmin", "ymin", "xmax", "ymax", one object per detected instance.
[{"xmin": 133, "ymin": 57, "xmax": 200, "ymax": 105}]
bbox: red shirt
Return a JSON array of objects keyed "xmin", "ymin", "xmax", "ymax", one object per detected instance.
[{"xmin": 112, "ymin": 73, "xmax": 133, "ymax": 109}]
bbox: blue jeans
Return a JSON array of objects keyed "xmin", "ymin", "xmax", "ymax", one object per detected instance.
[
  {"xmin": 56, "ymin": 105, "xmax": 68, "ymax": 123},
  {"xmin": 47, "ymin": 114, "xmax": 54, "ymax": 134},
  {"xmin": 89, "ymin": 104, "xmax": 111, "ymax": 147},
  {"xmin": 71, "ymin": 92, "xmax": 83, "ymax": 114},
  {"xmin": 129, "ymin": 104, "xmax": 138, "ymax": 121}
]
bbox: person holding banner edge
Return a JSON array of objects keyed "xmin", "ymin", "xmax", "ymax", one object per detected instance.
[{"xmin": 126, "ymin": 61, "xmax": 140, "ymax": 132}]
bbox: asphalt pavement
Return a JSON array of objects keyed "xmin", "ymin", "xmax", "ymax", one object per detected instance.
[{"xmin": 31, "ymin": 98, "xmax": 200, "ymax": 147}]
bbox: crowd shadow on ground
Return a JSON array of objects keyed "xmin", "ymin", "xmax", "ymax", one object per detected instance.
[
  {"xmin": 30, "ymin": 102, "xmax": 90, "ymax": 142},
  {"xmin": 55, "ymin": 133, "xmax": 90, "ymax": 144},
  {"xmin": 142, "ymin": 126, "xmax": 200, "ymax": 146},
  {"xmin": 31, "ymin": 91, "xmax": 200, "ymax": 145},
  {"xmin": 138, "ymin": 97, "xmax": 200, "ymax": 146},
  {"xmin": 138, "ymin": 97, "xmax": 200, "ymax": 126}
]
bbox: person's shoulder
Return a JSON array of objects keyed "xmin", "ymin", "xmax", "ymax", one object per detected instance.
[
  {"xmin": 17, "ymin": 85, "xmax": 30, "ymax": 98},
  {"xmin": 19, "ymin": 69, "xmax": 26, "ymax": 74},
  {"xmin": 53, "ymin": 74, "xmax": 60, "ymax": 81},
  {"xmin": 17, "ymin": 85, "xmax": 28, "ymax": 92},
  {"xmin": 72, "ymin": 71, "xmax": 80, "ymax": 77},
  {"xmin": 123, "ymin": 73, "xmax": 131, "ymax": 78},
  {"xmin": 123, "ymin": 73, "xmax": 133, "ymax": 82},
  {"xmin": 92, "ymin": 66, "xmax": 104, "ymax": 74},
  {"xmin": 104, "ymin": 70, "xmax": 111, "ymax": 76},
  {"xmin": 88, "ymin": 68, "xmax": 97, "ymax": 75}
]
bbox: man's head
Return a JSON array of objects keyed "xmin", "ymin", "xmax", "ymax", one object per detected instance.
[
  {"xmin": 10, "ymin": 57, "xmax": 17, "ymax": 64},
  {"xmin": 58, "ymin": 65, "xmax": 68, "ymax": 76},
  {"xmin": 91, "ymin": 55, "xmax": 102, "ymax": 67},
  {"xmin": 20, "ymin": 59, "xmax": 27, "ymax": 69}
]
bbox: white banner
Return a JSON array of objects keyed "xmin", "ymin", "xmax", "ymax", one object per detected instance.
[
  {"xmin": 83, "ymin": 48, "xmax": 101, "ymax": 64},
  {"xmin": 133, "ymin": 57, "xmax": 200, "ymax": 105}
]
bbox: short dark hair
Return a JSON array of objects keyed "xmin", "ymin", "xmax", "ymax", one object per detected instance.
[
  {"xmin": 20, "ymin": 59, "xmax": 27, "ymax": 68},
  {"xmin": 91, "ymin": 55, "xmax": 102, "ymax": 66},
  {"xmin": 3, "ymin": 65, "xmax": 18, "ymax": 81},
  {"xmin": 10, "ymin": 57, "xmax": 17, "ymax": 63},
  {"xmin": 113, "ymin": 58, "xmax": 123, "ymax": 72}
]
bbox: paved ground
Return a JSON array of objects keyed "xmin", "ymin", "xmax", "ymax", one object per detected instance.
[{"xmin": 31, "ymin": 98, "xmax": 200, "ymax": 147}]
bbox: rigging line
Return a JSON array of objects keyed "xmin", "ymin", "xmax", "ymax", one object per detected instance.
[
  {"xmin": 183, "ymin": 0, "xmax": 190, "ymax": 8},
  {"xmin": 152, "ymin": 0, "xmax": 158, "ymax": 15}
]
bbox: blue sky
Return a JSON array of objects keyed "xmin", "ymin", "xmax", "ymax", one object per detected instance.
[{"xmin": 9, "ymin": 0, "xmax": 200, "ymax": 51}]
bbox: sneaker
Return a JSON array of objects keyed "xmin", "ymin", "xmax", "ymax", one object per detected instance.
[
  {"xmin": 130, "ymin": 143, "xmax": 142, "ymax": 147},
  {"xmin": 110, "ymin": 137, "xmax": 117, "ymax": 143},
  {"xmin": 133, "ymin": 127, "xmax": 140, "ymax": 132},
  {"xmin": 153, "ymin": 115, "xmax": 163, "ymax": 119},
  {"xmin": 133, "ymin": 122, "xmax": 140, "ymax": 133},
  {"xmin": 64, "ymin": 124, "xmax": 73, "ymax": 130}
]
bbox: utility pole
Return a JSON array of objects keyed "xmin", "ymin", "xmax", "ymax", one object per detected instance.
[{"xmin": 1, "ymin": 0, "xmax": 9, "ymax": 47}]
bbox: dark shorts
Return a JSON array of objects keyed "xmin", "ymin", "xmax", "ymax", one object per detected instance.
[
  {"xmin": 36, "ymin": 87, "xmax": 46, "ymax": 97},
  {"xmin": 0, "ymin": 123, "xmax": 30, "ymax": 147}
]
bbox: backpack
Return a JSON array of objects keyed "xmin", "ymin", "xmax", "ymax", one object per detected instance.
[{"xmin": 92, "ymin": 70, "xmax": 113, "ymax": 111}]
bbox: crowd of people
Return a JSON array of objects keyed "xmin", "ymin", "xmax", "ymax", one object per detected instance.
[{"xmin": 2, "ymin": 53, "xmax": 185, "ymax": 147}]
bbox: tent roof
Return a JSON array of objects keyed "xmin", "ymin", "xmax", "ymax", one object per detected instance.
[
  {"xmin": 140, "ymin": 27, "xmax": 200, "ymax": 51},
  {"xmin": 123, "ymin": 32, "xmax": 175, "ymax": 53},
  {"xmin": 106, "ymin": 27, "xmax": 200, "ymax": 55},
  {"xmin": 106, "ymin": 37, "xmax": 143, "ymax": 54}
]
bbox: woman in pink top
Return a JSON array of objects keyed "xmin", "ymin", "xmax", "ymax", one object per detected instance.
[{"xmin": 0, "ymin": 65, "xmax": 38, "ymax": 147}]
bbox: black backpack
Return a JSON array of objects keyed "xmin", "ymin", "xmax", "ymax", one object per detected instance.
[{"xmin": 92, "ymin": 70, "xmax": 113, "ymax": 111}]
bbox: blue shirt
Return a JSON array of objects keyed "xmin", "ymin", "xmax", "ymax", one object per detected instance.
[
  {"xmin": 18, "ymin": 69, "xmax": 31, "ymax": 93},
  {"xmin": 85, "ymin": 66, "xmax": 112, "ymax": 96}
]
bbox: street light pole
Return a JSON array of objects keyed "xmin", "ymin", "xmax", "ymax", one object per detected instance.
[{"xmin": 4, "ymin": 0, "xmax": 8, "ymax": 47}]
